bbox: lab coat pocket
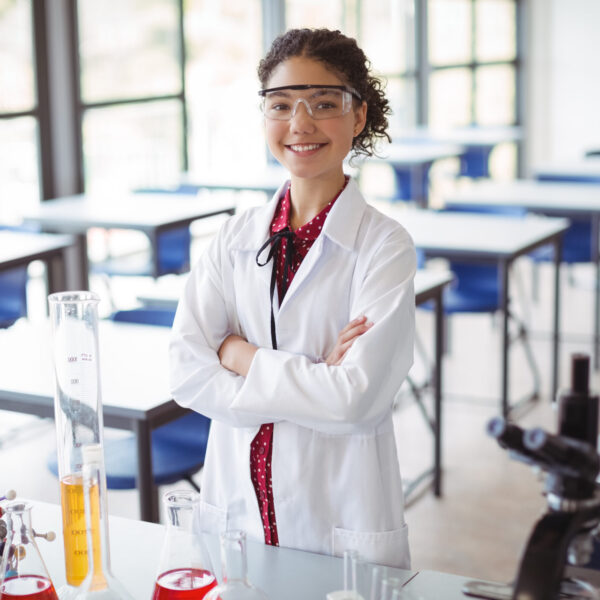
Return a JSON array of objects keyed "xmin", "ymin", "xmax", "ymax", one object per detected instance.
[
  {"xmin": 196, "ymin": 500, "xmax": 227, "ymax": 535},
  {"xmin": 332, "ymin": 524, "xmax": 410, "ymax": 569}
]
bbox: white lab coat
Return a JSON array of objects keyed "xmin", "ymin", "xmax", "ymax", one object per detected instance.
[{"xmin": 169, "ymin": 177, "xmax": 416, "ymax": 569}]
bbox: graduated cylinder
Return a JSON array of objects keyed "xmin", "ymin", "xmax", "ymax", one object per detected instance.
[{"xmin": 48, "ymin": 292, "xmax": 105, "ymax": 589}]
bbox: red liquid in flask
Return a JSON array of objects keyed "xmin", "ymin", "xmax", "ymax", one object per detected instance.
[
  {"xmin": 152, "ymin": 568, "xmax": 218, "ymax": 600},
  {"xmin": 0, "ymin": 575, "xmax": 58, "ymax": 600}
]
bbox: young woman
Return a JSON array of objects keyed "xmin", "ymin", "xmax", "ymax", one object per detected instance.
[{"xmin": 169, "ymin": 28, "xmax": 416, "ymax": 569}]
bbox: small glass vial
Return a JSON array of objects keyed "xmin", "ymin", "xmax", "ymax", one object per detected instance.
[
  {"xmin": 0, "ymin": 502, "xmax": 59, "ymax": 600},
  {"xmin": 153, "ymin": 490, "xmax": 217, "ymax": 599},
  {"xmin": 204, "ymin": 530, "xmax": 268, "ymax": 600}
]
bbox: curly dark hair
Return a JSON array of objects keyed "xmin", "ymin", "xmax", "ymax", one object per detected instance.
[{"xmin": 258, "ymin": 28, "xmax": 391, "ymax": 159}]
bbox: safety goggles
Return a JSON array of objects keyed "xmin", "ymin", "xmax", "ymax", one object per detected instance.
[{"xmin": 258, "ymin": 84, "xmax": 362, "ymax": 121}]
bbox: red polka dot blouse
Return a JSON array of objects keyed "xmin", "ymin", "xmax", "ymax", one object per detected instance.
[{"xmin": 250, "ymin": 177, "xmax": 348, "ymax": 545}]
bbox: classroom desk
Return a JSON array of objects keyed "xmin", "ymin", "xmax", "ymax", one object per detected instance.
[
  {"xmin": 20, "ymin": 500, "xmax": 600, "ymax": 600},
  {"xmin": 534, "ymin": 158, "xmax": 600, "ymax": 182},
  {"xmin": 22, "ymin": 193, "xmax": 236, "ymax": 290},
  {"xmin": 398, "ymin": 125, "xmax": 522, "ymax": 179},
  {"xmin": 0, "ymin": 320, "xmax": 185, "ymax": 523},
  {"xmin": 372, "ymin": 141, "xmax": 464, "ymax": 207},
  {"xmin": 0, "ymin": 230, "xmax": 75, "ymax": 293},
  {"xmin": 182, "ymin": 164, "xmax": 287, "ymax": 196},
  {"xmin": 136, "ymin": 270, "xmax": 454, "ymax": 499},
  {"xmin": 22, "ymin": 499, "xmax": 413, "ymax": 600},
  {"xmin": 381, "ymin": 207, "xmax": 568, "ymax": 417},
  {"xmin": 444, "ymin": 178, "xmax": 600, "ymax": 369}
]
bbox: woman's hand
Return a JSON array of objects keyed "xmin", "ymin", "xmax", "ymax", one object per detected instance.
[
  {"xmin": 325, "ymin": 315, "xmax": 373, "ymax": 366},
  {"xmin": 218, "ymin": 334, "xmax": 258, "ymax": 377}
]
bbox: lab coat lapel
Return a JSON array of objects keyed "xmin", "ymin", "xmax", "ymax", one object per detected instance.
[
  {"xmin": 230, "ymin": 181, "xmax": 289, "ymax": 301},
  {"xmin": 278, "ymin": 178, "xmax": 366, "ymax": 313}
]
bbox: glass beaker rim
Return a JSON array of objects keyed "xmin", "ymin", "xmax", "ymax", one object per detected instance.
[
  {"xmin": 4, "ymin": 500, "xmax": 32, "ymax": 514},
  {"xmin": 162, "ymin": 489, "xmax": 200, "ymax": 508},
  {"xmin": 48, "ymin": 291, "xmax": 101, "ymax": 304}
]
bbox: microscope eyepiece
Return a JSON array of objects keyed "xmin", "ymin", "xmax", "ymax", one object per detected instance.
[{"xmin": 524, "ymin": 428, "xmax": 600, "ymax": 482}]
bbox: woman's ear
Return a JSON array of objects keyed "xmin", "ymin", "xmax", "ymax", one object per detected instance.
[{"xmin": 353, "ymin": 101, "xmax": 368, "ymax": 137}]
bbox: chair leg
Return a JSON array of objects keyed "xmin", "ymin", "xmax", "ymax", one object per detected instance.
[
  {"xmin": 405, "ymin": 376, "xmax": 435, "ymax": 433},
  {"xmin": 531, "ymin": 262, "xmax": 540, "ymax": 302},
  {"xmin": 185, "ymin": 475, "xmax": 200, "ymax": 492}
]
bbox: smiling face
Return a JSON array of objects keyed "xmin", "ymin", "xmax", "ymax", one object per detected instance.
[{"xmin": 263, "ymin": 56, "xmax": 367, "ymax": 187}]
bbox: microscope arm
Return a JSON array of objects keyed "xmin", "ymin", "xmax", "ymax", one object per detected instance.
[{"xmin": 512, "ymin": 509, "xmax": 593, "ymax": 600}]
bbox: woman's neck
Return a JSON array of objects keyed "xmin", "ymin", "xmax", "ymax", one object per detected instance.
[{"xmin": 288, "ymin": 173, "xmax": 347, "ymax": 230}]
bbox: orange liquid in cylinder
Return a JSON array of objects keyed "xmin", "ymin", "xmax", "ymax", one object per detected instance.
[{"xmin": 60, "ymin": 475, "xmax": 106, "ymax": 588}]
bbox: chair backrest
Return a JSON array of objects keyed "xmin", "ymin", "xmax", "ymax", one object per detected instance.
[
  {"xmin": 0, "ymin": 266, "xmax": 28, "ymax": 328},
  {"xmin": 534, "ymin": 174, "xmax": 596, "ymax": 263},
  {"xmin": 110, "ymin": 308, "xmax": 176, "ymax": 327},
  {"xmin": 156, "ymin": 227, "xmax": 191, "ymax": 275}
]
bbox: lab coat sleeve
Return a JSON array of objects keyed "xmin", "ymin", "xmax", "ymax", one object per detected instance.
[
  {"xmin": 230, "ymin": 228, "xmax": 417, "ymax": 434},
  {"xmin": 169, "ymin": 229, "xmax": 277, "ymax": 428}
]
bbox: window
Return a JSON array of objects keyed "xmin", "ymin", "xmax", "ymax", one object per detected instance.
[
  {"xmin": 1, "ymin": 0, "xmax": 521, "ymax": 217},
  {"xmin": 77, "ymin": 0, "xmax": 185, "ymax": 194},
  {"xmin": 0, "ymin": 0, "xmax": 40, "ymax": 223},
  {"xmin": 428, "ymin": 0, "xmax": 519, "ymax": 178},
  {"xmin": 184, "ymin": 0, "xmax": 264, "ymax": 177}
]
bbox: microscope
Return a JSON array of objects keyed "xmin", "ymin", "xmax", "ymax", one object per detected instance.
[{"xmin": 465, "ymin": 354, "xmax": 600, "ymax": 600}]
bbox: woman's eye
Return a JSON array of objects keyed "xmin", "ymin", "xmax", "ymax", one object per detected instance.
[
  {"xmin": 270, "ymin": 103, "xmax": 290, "ymax": 112},
  {"xmin": 315, "ymin": 102, "xmax": 337, "ymax": 110}
]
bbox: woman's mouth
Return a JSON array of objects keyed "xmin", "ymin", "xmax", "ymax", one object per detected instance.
[{"xmin": 287, "ymin": 143, "xmax": 325, "ymax": 153}]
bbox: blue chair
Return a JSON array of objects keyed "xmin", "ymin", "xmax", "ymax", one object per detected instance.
[
  {"xmin": 0, "ymin": 226, "xmax": 31, "ymax": 328},
  {"xmin": 46, "ymin": 307, "xmax": 211, "ymax": 492},
  {"xmin": 528, "ymin": 173, "xmax": 598, "ymax": 294},
  {"xmin": 0, "ymin": 266, "xmax": 28, "ymax": 328}
]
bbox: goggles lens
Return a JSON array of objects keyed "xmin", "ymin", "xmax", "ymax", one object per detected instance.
[{"xmin": 259, "ymin": 85, "xmax": 358, "ymax": 121}]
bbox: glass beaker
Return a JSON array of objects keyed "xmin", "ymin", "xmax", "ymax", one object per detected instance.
[
  {"xmin": 0, "ymin": 502, "xmax": 59, "ymax": 600},
  {"xmin": 153, "ymin": 490, "xmax": 217, "ymax": 599},
  {"xmin": 66, "ymin": 444, "xmax": 134, "ymax": 600},
  {"xmin": 204, "ymin": 530, "xmax": 268, "ymax": 600},
  {"xmin": 48, "ymin": 291, "xmax": 104, "ymax": 589}
]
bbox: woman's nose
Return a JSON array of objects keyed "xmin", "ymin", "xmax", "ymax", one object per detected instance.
[{"xmin": 289, "ymin": 99, "xmax": 316, "ymax": 132}]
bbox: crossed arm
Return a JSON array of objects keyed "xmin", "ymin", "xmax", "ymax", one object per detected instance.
[{"xmin": 218, "ymin": 315, "xmax": 374, "ymax": 377}]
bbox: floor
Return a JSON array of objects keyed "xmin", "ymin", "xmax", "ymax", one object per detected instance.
[{"xmin": 1, "ymin": 255, "xmax": 598, "ymax": 585}]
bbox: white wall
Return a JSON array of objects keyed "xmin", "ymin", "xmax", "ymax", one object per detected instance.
[{"xmin": 526, "ymin": 0, "xmax": 600, "ymax": 169}]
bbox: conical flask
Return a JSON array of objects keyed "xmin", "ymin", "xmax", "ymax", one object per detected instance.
[
  {"xmin": 152, "ymin": 490, "xmax": 217, "ymax": 599},
  {"xmin": 204, "ymin": 530, "xmax": 268, "ymax": 600},
  {"xmin": 65, "ymin": 444, "xmax": 134, "ymax": 600},
  {"xmin": 0, "ymin": 502, "xmax": 58, "ymax": 600},
  {"xmin": 48, "ymin": 291, "xmax": 105, "ymax": 592}
]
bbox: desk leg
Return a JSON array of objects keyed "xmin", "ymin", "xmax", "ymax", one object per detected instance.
[
  {"xmin": 433, "ymin": 289, "xmax": 443, "ymax": 496},
  {"xmin": 149, "ymin": 230, "xmax": 160, "ymax": 279},
  {"xmin": 552, "ymin": 236, "xmax": 562, "ymax": 401},
  {"xmin": 46, "ymin": 251, "xmax": 67, "ymax": 294},
  {"xmin": 133, "ymin": 421, "xmax": 159, "ymax": 523},
  {"xmin": 500, "ymin": 261, "xmax": 510, "ymax": 418},
  {"xmin": 69, "ymin": 233, "xmax": 89, "ymax": 290},
  {"xmin": 593, "ymin": 216, "xmax": 600, "ymax": 370}
]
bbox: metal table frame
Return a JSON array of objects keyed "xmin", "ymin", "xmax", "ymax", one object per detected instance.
[{"xmin": 445, "ymin": 179, "xmax": 600, "ymax": 369}]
